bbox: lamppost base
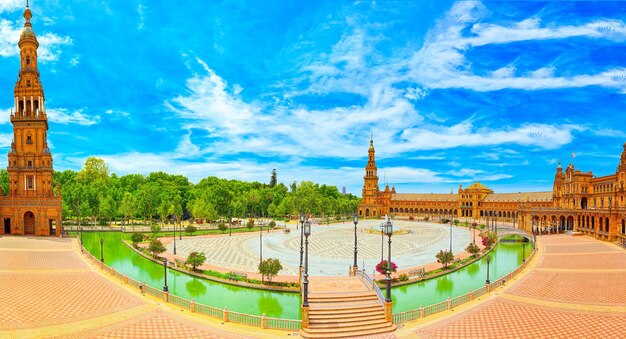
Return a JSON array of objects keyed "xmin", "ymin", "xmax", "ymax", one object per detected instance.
[
  {"xmin": 302, "ymin": 305, "xmax": 310, "ymax": 328},
  {"xmin": 384, "ymin": 301, "xmax": 393, "ymax": 322},
  {"xmin": 350, "ymin": 265, "xmax": 358, "ymax": 276},
  {"xmin": 298, "ymin": 265, "xmax": 303, "ymax": 284}
]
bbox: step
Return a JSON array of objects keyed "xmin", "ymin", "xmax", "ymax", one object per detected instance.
[
  {"xmin": 300, "ymin": 323, "xmax": 397, "ymax": 338},
  {"xmin": 309, "ymin": 304, "xmax": 382, "ymax": 313},
  {"xmin": 309, "ymin": 292, "xmax": 374, "ymax": 299},
  {"xmin": 309, "ymin": 310, "xmax": 384, "ymax": 320},
  {"xmin": 308, "ymin": 295, "xmax": 378, "ymax": 303},
  {"xmin": 309, "ymin": 318, "xmax": 388, "ymax": 329},
  {"xmin": 309, "ymin": 315, "xmax": 386, "ymax": 325}
]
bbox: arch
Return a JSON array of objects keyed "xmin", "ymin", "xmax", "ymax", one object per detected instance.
[
  {"xmin": 419, "ymin": 208, "xmax": 424, "ymax": 214},
  {"xmin": 480, "ymin": 210, "xmax": 484, "ymax": 217},
  {"xmin": 365, "ymin": 208, "xmax": 370, "ymax": 217},
  {"xmin": 605, "ymin": 218, "xmax": 609, "ymax": 232},
  {"xmin": 622, "ymin": 219, "xmax": 625, "ymax": 234},
  {"xmin": 581, "ymin": 197, "xmax": 588, "ymax": 209},
  {"xmin": 591, "ymin": 216, "xmax": 595, "ymax": 229},
  {"xmin": 24, "ymin": 211, "xmax": 35, "ymax": 235},
  {"xmin": 409, "ymin": 208, "xmax": 414, "ymax": 214}
]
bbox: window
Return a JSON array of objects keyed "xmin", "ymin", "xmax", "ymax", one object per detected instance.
[
  {"xmin": 27, "ymin": 177, "xmax": 33, "ymax": 189},
  {"xmin": 26, "ymin": 57, "xmax": 30, "ymax": 65},
  {"xmin": 26, "ymin": 80, "xmax": 31, "ymax": 87},
  {"xmin": 27, "ymin": 161, "xmax": 32, "ymax": 168},
  {"xmin": 26, "ymin": 136, "xmax": 32, "ymax": 144}
]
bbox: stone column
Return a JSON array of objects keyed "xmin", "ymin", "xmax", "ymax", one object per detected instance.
[
  {"xmin": 302, "ymin": 305, "xmax": 310, "ymax": 328},
  {"xmin": 384, "ymin": 301, "xmax": 393, "ymax": 323}
]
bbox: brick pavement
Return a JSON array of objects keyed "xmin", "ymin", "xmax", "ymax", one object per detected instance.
[
  {"xmin": 0, "ymin": 236, "xmax": 288, "ymax": 339},
  {"xmin": 403, "ymin": 234, "xmax": 626, "ymax": 338}
]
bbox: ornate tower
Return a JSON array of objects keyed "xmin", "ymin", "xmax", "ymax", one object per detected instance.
[
  {"xmin": 1, "ymin": 2, "xmax": 62, "ymax": 236},
  {"xmin": 358, "ymin": 135, "xmax": 381, "ymax": 217}
]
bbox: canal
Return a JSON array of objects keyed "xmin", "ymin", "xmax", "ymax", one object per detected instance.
[{"xmin": 79, "ymin": 232, "xmax": 526, "ymax": 318}]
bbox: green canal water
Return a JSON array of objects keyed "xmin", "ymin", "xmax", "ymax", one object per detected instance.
[{"xmin": 79, "ymin": 232, "xmax": 527, "ymax": 319}]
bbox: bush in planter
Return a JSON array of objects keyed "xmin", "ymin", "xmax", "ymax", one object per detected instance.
[
  {"xmin": 398, "ymin": 273, "xmax": 409, "ymax": 281},
  {"xmin": 217, "ymin": 223, "xmax": 228, "ymax": 233},
  {"xmin": 269, "ymin": 220, "xmax": 276, "ymax": 229},
  {"xmin": 131, "ymin": 233, "xmax": 143, "ymax": 248},
  {"xmin": 246, "ymin": 219, "xmax": 255, "ymax": 229},
  {"xmin": 466, "ymin": 242, "xmax": 480, "ymax": 257},
  {"xmin": 185, "ymin": 225, "xmax": 197, "ymax": 235}
]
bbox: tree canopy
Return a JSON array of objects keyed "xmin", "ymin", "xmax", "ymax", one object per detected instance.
[{"xmin": 38, "ymin": 158, "xmax": 360, "ymax": 225}]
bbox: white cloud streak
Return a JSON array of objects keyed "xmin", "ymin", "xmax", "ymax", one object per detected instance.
[{"xmin": 47, "ymin": 108, "xmax": 100, "ymax": 125}]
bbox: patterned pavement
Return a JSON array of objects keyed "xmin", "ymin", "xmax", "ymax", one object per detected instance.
[
  {"xmin": 0, "ymin": 236, "xmax": 288, "ymax": 339},
  {"xmin": 405, "ymin": 234, "xmax": 626, "ymax": 338}
]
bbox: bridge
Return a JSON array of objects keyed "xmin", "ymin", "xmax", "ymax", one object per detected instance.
[{"xmin": 495, "ymin": 227, "xmax": 534, "ymax": 241}]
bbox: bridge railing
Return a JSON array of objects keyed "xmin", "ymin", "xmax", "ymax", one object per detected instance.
[
  {"xmin": 356, "ymin": 269, "xmax": 385, "ymax": 305},
  {"xmin": 392, "ymin": 246, "xmax": 537, "ymax": 324},
  {"xmin": 78, "ymin": 240, "xmax": 301, "ymax": 331}
]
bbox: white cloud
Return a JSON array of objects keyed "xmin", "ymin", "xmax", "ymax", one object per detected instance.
[
  {"xmin": 137, "ymin": 3, "xmax": 145, "ymax": 30},
  {"xmin": 0, "ymin": 19, "xmax": 72, "ymax": 62},
  {"xmin": 69, "ymin": 55, "xmax": 80, "ymax": 66},
  {"xmin": 0, "ymin": 133, "xmax": 12, "ymax": 148},
  {"xmin": 0, "ymin": 0, "xmax": 22, "ymax": 13},
  {"xmin": 408, "ymin": 1, "xmax": 626, "ymax": 92},
  {"xmin": 47, "ymin": 108, "xmax": 100, "ymax": 125},
  {"xmin": 399, "ymin": 121, "xmax": 585, "ymax": 151},
  {"xmin": 0, "ymin": 107, "xmax": 12, "ymax": 124}
]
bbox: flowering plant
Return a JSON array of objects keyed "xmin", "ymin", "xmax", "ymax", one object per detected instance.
[{"xmin": 375, "ymin": 260, "xmax": 398, "ymax": 274}]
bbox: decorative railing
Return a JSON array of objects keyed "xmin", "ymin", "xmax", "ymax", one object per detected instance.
[
  {"xmin": 356, "ymin": 269, "xmax": 385, "ymax": 305},
  {"xmin": 392, "ymin": 248, "xmax": 536, "ymax": 324},
  {"xmin": 78, "ymin": 241, "xmax": 301, "ymax": 331}
]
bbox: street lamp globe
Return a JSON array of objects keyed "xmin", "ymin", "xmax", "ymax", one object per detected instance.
[
  {"xmin": 383, "ymin": 217, "xmax": 393, "ymax": 236},
  {"xmin": 304, "ymin": 220, "xmax": 311, "ymax": 237}
]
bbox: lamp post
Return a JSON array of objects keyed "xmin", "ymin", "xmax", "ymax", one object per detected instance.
[
  {"xmin": 163, "ymin": 258, "xmax": 169, "ymax": 292},
  {"xmin": 299, "ymin": 213, "xmax": 304, "ymax": 273},
  {"xmin": 179, "ymin": 217, "xmax": 182, "ymax": 240},
  {"xmin": 383, "ymin": 217, "xmax": 393, "ymax": 304},
  {"xmin": 99, "ymin": 237, "xmax": 104, "ymax": 263},
  {"xmin": 522, "ymin": 240, "xmax": 526, "ymax": 262},
  {"xmin": 380, "ymin": 223, "xmax": 384, "ymax": 262},
  {"xmin": 472, "ymin": 222, "xmax": 477, "ymax": 244},
  {"xmin": 449, "ymin": 221, "xmax": 453, "ymax": 253},
  {"xmin": 303, "ymin": 220, "xmax": 311, "ymax": 307},
  {"xmin": 173, "ymin": 218, "xmax": 177, "ymax": 255},
  {"xmin": 485, "ymin": 255, "xmax": 491, "ymax": 285},
  {"xmin": 353, "ymin": 214, "xmax": 358, "ymax": 274},
  {"xmin": 259, "ymin": 219, "xmax": 263, "ymax": 266},
  {"xmin": 79, "ymin": 224, "xmax": 83, "ymax": 253}
]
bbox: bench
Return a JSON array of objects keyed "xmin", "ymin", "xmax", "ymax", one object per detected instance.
[
  {"xmin": 227, "ymin": 272, "xmax": 248, "ymax": 281},
  {"xmin": 408, "ymin": 268, "xmax": 425, "ymax": 278}
]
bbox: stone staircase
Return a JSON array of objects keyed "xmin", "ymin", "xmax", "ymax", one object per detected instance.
[{"xmin": 299, "ymin": 276, "xmax": 396, "ymax": 338}]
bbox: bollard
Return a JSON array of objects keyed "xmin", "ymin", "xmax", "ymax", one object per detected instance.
[
  {"xmin": 447, "ymin": 297, "xmax": 451, "ymax": 310},
  {"xmin": 141, "ymin": 281, "xmax": 146, "ymax": 294},
  {"xmin": 190, "ymin": 299, "xmax": 196, "ymax": 313},
  {"xmin": 261, "ymin": 313, "xmax": 267, "ymax": 329},
  {"xmin": 468, "ymin": 290, "xmax": 473, "ymax": 301},
  {"xmin": 163, "ymin": 291, "xmax": 169, "ymax": 303},
  {"xmin": 419, "ymin": 305, "xmax": 424, "ymax": 318},
  {"xmin": 124, "ymin": 274, "xmax": 129, "ymax": 284},
  {"xmin": 223, "ymin": 307, "xmax": 229, "ymax": 322}
]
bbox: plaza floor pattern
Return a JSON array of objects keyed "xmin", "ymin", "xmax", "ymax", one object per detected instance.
[
  {"xmin": 0, "ymin": 236, "xmax": 287, "ymax": 339},
  {"xmin": 405, "ymin": 234, "xmax": 626, "ymax": 338}
]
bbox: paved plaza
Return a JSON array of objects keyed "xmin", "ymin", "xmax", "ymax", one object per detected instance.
[
  {"xmin": 402, "ymin": 234, "xmax": 626, "ymax": 338},
  {"xmin": 0, "ymin": 236, "xmax": 288, "ymax": 339},
  {"xmin": 1, "ymin": 233, "xmax": 625, "ymax": 338},
  {"xmin": 165, "ymin": 220, "xmax": 472, "ymax": 276}
]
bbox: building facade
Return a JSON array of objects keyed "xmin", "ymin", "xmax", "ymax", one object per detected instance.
[
  {"xmin": 0, "ymin": 4, "xmax": 62, "ymax": 237},
  {"xmin": 358, "ymin": 138, "xmax": 626, "ymax": 244}
]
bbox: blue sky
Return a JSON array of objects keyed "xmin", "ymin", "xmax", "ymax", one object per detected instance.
[{"xmin": 1, "ymin": 1, "xmax": 626, "ymax": 195}]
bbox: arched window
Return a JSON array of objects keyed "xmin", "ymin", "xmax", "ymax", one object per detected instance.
[
  {"xmin": 26, "ymin": 56, "xmax": 30, "ymax": 65},
  {"xmin": 27, "ymin": 177, "xmax": 33, "ymax": 189}
]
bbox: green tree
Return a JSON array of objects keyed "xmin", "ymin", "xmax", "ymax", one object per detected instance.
[
  {"xmin": 466, "ymin": 242, "xmax": 480, "ymax": 257},
  {"xmin": 0, "ymin": 169, "xmax": 9, "ymax": 196},
  {"xmin": 185, "ymin": 251, "xmax": 206, "ymax": 271},
  {"xmin": 268, "ymin": 220, "xmax": 276, "ymax": 229},
  {"xmin": 150, "ymin": 224, "xmax": 161, "ymax": 240},
  {"xmin": 137, "ymin": 182, "xmax": 160, "ymax": 226},
  {"xmin": 131, "ymin": 233, "xmax": 144, "ymax": 248},
  {"xmin": 119, "ymin": 192, "xmax": 137, "ymax": 226},
  {"xmin": 77, "ymin": 157, "xmax": 110, "ymax": 183},
  {"xmin": 99, "ymin": 194, "xmax": 117, "ymax": 226},
  {"xmin": 258, "ymin": 258, "xmax": 283, "ymax": 283},
  {"xmin": 148, "ymin": 239, "xmax": 166, "ymax": 258},
  {"xmin": 436, "ymin": 250, "xmax": 454, "ymax": 268},
  {"xmin": 269, "ymin": 169, "xmax": 277, "ymax": 188}
]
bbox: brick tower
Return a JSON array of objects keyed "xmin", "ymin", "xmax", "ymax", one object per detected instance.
[
  {"xmin": 358, "ymin": 134, "xmax": 381, "ymax": 218},
  {"xmin": 0, "ymin": 2, "xmax": 62, "ymax": 236}
]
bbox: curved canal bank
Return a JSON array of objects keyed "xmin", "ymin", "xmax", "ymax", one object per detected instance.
[{"xmin": 79, "ymin": 231, "xmax": 527, "ymax": 317}]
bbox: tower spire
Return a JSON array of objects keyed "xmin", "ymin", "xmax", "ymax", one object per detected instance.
[
  {"xmin": 370, "ymin": 132, "xmax": 373, "ymax": 146},
  {"xmin": 26, "ymin": 0, "xmax": 29, "ymax": 8}
]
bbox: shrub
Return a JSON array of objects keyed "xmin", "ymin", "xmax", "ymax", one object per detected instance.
[
  {"xmin": 258, "ymin": 258, "xmax": 283, "ymax": 283},
  {"xmin": 246, "ymin": 219, "xmax": 255, "ymax": 229},
  {"xmin": 269, "ymin": 220, "xmax": 276, "ymax": 229},
  {"xmin": 131, "ymin": 233, "xmax": 143, "ymax": 248},
  {"xmin": 436, "ymin": 249, "xmax": 454, "ymax": 268},
  {"xmin": 185, "ymin": 225, "xmax": 197, "ymax": 235},
  {"xmin": 398, "ymin": 273, "xmax": 409, "ymax": 281},
  {"xmin": 466, "ymin": 242, "xmax": 480, "ymax": 257},
  {"xmin": 148, "ymin": 239, "xmax": 166, "ymax": 258},
  {"xmin": 150, "ymin": 224, "xmax": 161, "ymax": 240},
  {"xmin": 375, "ymin": 260, "xmax": 398, "ymax": 274},
  {"xmin": 482, "ymin": 232, "xmax": 497, "ymax": 248},
  {"xmin": 217, "ymin": 223, "xmax": 228, "ymax": 233},
  {"xmin": 185, "ymin": 251, "xmax": 206, "ymax": 271}
]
